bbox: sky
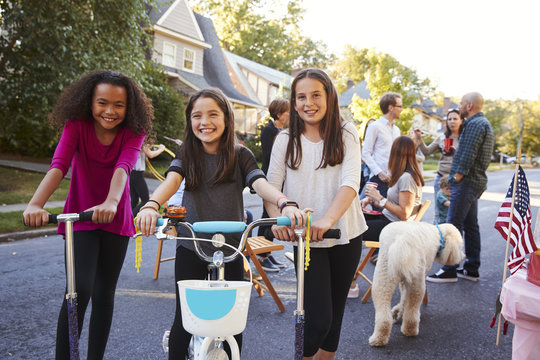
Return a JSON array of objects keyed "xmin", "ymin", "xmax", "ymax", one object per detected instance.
[{"xmin": 300, "ymin": 0, "xmax": 540, "ymax": 100}]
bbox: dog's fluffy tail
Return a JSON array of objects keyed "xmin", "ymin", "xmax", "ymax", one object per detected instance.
[{"xmin": 386, "ymin": 232, "xmax": 422, "ymax": 284}]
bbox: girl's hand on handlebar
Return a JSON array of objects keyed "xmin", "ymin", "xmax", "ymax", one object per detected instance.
[
  {"xmin": 271, "ymin": 224, "xmax": 296, "ymax": 242},
  {"xmin": 306, "ymin": 217, "xmax": 333, "ymax": 242},
  {"xmin": 23, "ymin": 205, "xmax": 49, "ymax": 227},
  {"xmin": 87, "ymin": 200, "xmax": 118, "ymax": 224},
  {"xmin": 281, "ymin": 206, "xmax": 306, "ymax": 229},
  {"xmin": 136, "ymin": 207, "xmax": 160, "ymax": 236}
]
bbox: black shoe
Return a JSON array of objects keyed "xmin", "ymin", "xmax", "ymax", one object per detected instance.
[
  {"xmin": 259, "ymin": 256, "xmax": 279, "ymax": 272},
  {"xmin": 426, "ymin": 269, "xmax": 457, "ymax": 283},
  {"xmin": 457, "ymin": 268, "xmax": 480, "ymax": 282},
  {"xmin": 268, "ymin": 255, "xmax": 286, "ymax": 268}
]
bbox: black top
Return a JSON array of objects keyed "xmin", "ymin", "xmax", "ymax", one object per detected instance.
[{"xmin": 260, "ymin": 120, "xmax": 280, "ymax": 175}]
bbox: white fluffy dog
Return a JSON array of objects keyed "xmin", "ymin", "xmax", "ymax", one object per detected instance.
[{"xmin": 369, "ymin": 221, "xmax": 464, "ymax": 347}]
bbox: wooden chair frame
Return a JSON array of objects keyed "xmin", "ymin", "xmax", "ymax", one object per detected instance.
[
  {"xmin": 353, "ymin": 200, "xmax": 431, "ymax": 304},
  {"xmin": 243, "ymin": 236, "xmax": 285, "ymax": 312}
]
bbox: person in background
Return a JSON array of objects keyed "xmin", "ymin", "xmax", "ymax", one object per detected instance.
[
  {"xmin": 414, "ymin": 108, "xmax": 464, "ymax": 223},
  {"xmin": 436, "ymin": 175, "xmax": 451, "ymax": 224},
  {"xmin": 349, "ymin": 136, "xmax": 424, "ymax": 298},
  {"xmin": 427, "ymin": 92, "xmax": 494, "ymax": 283},
  {"xmin": 361, "ymin": 92, "xmax": 402, "ymax": 210},
  {"xmin": 130, "ymin": 143, "xmax": 165, "ymax": 214},
  {"xmin": 360, "ymin": 118, "xmax": 376, "ymax": 194},
  {"xmin": 257, "ymin": 98, "xmax": 290, "ymax": 273}
]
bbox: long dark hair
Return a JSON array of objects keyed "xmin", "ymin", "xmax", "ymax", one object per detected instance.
[
  {"xmin": 182, "ymin": 88, "xmax": 236, "ymax": 191},
  {"xmin": 388, "ymin": 136, "xmax": 424, "ymax": 187},
  {"xmin": 444, "ymin": 108, "xmax": 464, "ymax": 138},
  {"xmin": 286, "ymin": 68, "xmax": 344, "ymax": 170},
  {"xmin": 49, "ymin": 70, "xmax": 154, "ymax": 141}
]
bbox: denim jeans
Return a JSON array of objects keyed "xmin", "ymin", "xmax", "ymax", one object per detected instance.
[
  {"xmin": 433, "ymin": 173, "xmax": 442, "ymax": 224},
  {"xmin": 442, "ymin": 180, "xmax": 484, "ymax": 272},
  {"xmin": 360, "ymin": 175, "xmax": 389, "ymax": 211}
]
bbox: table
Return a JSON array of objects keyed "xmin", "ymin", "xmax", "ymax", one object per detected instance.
[{"xmin": 501, "ymin": 267, "xmax": 540, "ymax": 360}]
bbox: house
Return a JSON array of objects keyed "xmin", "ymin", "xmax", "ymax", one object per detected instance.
[
  {"xmin": 338, "ymin": 80, "xmax": 370, "ymax": 122},
  {"xmin": 410, "ymin": 97, "xmax": 458, "ymax": 137},
  {"xmin": 146, "ymin": 0, "xmax": 262, "ymax": 134},
  {"xmin": 223, "ymin": 50, "xmax": 293, "ymax": 107}
]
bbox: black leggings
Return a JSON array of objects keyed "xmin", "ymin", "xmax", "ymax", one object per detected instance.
[
  {"xmin": 56, "ymin": 230, "xmax": 129, "ymax": 360},
  {"xmin": 293, "ymin": 236, "xmax": 363, "ymax": 357},
  {"xmin": 130, "ymin": 170, "xmax": 149, "ymax": 214},
  {"xmin": 168, "ymin": 246, "xmax": 244, "ymax": 359},
  {"xmin": 363, "ymin": 215, "xmax": 392, "ymax": 241}
]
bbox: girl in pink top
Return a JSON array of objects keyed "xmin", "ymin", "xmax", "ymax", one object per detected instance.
[{"xmin": 23, "ymin": 70, "xmax": 153, "ymax": 359}]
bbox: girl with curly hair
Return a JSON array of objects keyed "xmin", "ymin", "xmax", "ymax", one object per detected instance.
[{"xmin": 23, "ymin": 69, "xmax": 153, "ymax": 359}]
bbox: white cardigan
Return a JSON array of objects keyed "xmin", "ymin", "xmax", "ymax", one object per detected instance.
[{"xmin": 267, "ymin": 121, "xmax": 367, "ymax": 247}]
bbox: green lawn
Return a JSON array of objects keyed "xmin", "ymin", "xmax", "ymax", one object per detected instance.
[
  {"xmin": 0, "ymin": 206, "xmax": 64, "ymax": 234},
  {"xmin": 0, "ymin": 166, "xmax": 70, "ymax": 205}
]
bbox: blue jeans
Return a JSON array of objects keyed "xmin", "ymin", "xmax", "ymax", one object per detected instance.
[
  {"xmin": 433, "ymin": 173, "xmax": 442, "ymax": 224},
  {"xmin": 442, "ymin": 180, "xmax": 484, "ymax": 272},
  {"xmin": 360, "ymin": 175, "xmax": 389, "ymax": 211}
]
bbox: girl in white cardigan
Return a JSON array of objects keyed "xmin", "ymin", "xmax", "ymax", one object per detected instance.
[{"xmin": 265, "ymin": 69, "xmax": 367, "ymax": 359}]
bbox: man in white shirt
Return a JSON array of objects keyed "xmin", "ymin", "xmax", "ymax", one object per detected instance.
[{"xmin": 361, "ymin": 92, "xmax": 402, "ymax": 210}]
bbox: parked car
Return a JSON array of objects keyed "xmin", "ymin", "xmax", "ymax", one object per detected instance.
[
  {"xmin": 533, "ymin": 156, "xmax": 539, "ymax": 166},
  {"xmin": 507, "ymin": 154, "xmax": 527, "ymax": 164},
  {"xmin": 493, "ymin": 151, "xmax": 510, "ymax": 163}
]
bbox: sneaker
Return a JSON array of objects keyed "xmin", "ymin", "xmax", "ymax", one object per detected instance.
[
  {"xmin": 457, "ymin": 268, "xmax": 480, "ymax": 282},
  {"xmin": 348, "ymin": 283, "xmax": 359, "ymax": 298},
  {"xmin": 426, "ymin": 269, "xmax": 458, "ymax": 283},
  {"xmin": 259, "ymin": 256, "xmax": 280, "ymax": 272},
  {"xmin": 268, "ymin": 255, "xmax": 286, "ymax": 268},
  {"xmin": 284, "ymin": 252, "xmax": 294, "ymax": 263}
]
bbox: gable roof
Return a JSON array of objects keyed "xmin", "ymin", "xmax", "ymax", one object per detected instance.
[
  {"xmin": 148, "ymin": 0, "xmax": 204, "ymax": 42},
  {"xmin": 224, "ymin": 51, "xmax": 293, "ymax": 87},
  {"xmin": 193, "ymin": 13, "xmax": 260, "ymax": 107},
  {"xmin": 339, "ymin": 81, "xmax": 370, "ymax": 107}
]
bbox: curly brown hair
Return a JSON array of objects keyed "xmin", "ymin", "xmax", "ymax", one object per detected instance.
[{"xmin": 49, "ymin": 70, "xmax": 154, "ymax": 142}]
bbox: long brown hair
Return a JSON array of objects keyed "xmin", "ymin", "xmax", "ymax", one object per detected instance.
[
  {"xmin": 286, "ymin": 68, "xmax": 344, "ymax": 169},
  {"xmin": 181, "ymin": 88, "xmax": 236, "ymax": 191},
  {"xmin": 388, "ymin": 136, "xmax": 424, "ymax": 187}
]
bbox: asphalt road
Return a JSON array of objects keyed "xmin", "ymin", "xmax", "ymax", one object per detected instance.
[{"xmin": 1, "ymin": 168, "xmax": 539, "ymax": 359}]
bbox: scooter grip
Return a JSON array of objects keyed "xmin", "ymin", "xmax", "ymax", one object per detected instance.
[
  {"xmin": 48, "ymin": 214, "xmax": 58, "ymax": 224},
  {"xmin": 78, "ymin": 211, "xmax": 94, "ymax": 222}
]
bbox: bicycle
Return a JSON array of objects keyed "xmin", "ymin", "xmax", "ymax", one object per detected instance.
[
  {"xmin": 145, "ymin": 209, "xmax": 339, "ymax": 360},
  {"xmin": 138, "ymin": 208, "xmax": 297, "ymax": 360}
]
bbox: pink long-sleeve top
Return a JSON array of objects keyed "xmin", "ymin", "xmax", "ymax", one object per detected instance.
[{"xmin": 51, "ymin": 119, "xmax": 144, "ymax": 236}]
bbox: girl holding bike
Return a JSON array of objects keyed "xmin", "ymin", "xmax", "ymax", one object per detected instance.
[
  {"xmin": 266, "ymin": 69, "xmax": 367, "ymax": 359},
  {"xmin": 136, "ymin": 87, "xmax": 305, "ymax": 359},
  {"xmin": 23, "ymin": 70, "xmax": 153, "ymax": 359}
]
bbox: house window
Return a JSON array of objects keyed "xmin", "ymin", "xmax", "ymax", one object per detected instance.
[
  {"xmin": 163, "ymin": 42, "xmax": 176, "ymax": 67},
  {"xmin": 183, "ymin": 49, "xmax": 195, "ymax": 71}
]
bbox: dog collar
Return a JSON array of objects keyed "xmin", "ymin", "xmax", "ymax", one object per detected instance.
[{"xmin": 435, "ymin": 224, "xmax": 445, "ymax": 258}]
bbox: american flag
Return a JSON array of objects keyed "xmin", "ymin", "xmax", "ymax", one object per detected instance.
[{"xmin": 494, "ymin": 166, "xmax": 536, "ymax": 274}]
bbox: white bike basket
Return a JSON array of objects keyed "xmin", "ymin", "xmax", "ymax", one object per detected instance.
[{"xmin": 178, "ymin": 280, "xmax": 252, "ymax": 337}]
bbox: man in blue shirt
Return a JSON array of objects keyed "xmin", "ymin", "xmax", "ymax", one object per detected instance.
[{"xmin": 427, "ymin": 92, "xmax": 494, "ymax": 283}]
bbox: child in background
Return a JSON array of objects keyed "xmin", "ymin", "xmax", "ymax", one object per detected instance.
[
  {"xmin": 136, "ymin": 88, "xmax": 305, "ymax": 359},
  {"xmin": 437, "ymin": 175, "xmax": 451, "ymax": 224},
  {"xmin": 23, "ymin": 70, "xmax": 153, "ymax": 359},
  {"xmin": 265, "ymin": 69, "xmax": 367, "ymax": 359}
]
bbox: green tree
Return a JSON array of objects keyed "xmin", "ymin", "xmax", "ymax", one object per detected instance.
[
  {"xmin": 332, "ymin": 46, "xmax": 435, "ymax": 134},
  {"xmin": 488, "ymin": 99, "xmax": 540, "ymax": 158},
  {"xmin": 190, "ymin": 0, "xmax": 333, "ymax": 73},
  {"xmin": 0, "ymin": 0, "xmax": 178, "ymax": 156}
]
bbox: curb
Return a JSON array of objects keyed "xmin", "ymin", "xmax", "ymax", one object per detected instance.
[{"xmin": 0, "ymin": 228, "xmax": 58, "ymax": 242}]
